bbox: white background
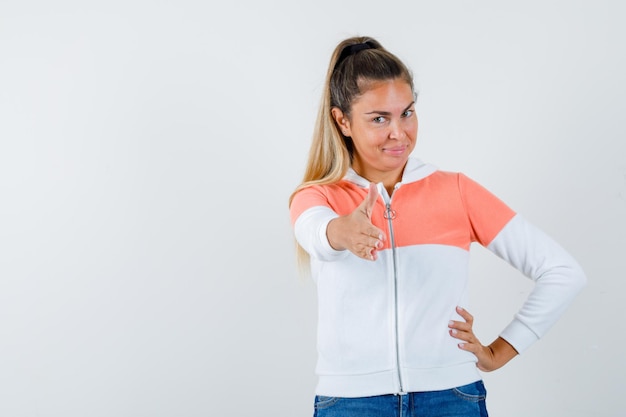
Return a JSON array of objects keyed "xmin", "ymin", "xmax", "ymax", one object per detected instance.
[{"xmin": 0, "ymin": 1, "xmax": 624, "ymax": 416}]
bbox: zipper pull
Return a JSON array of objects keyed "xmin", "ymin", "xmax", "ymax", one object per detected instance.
[{"xmin": 384, "ymin": 203, "xmax": 397, "ymax": 220}]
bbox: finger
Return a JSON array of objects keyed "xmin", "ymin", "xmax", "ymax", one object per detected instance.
[
  {"xmin": 449, "ymin": 328, "xmax": 475, "ymax": 343},
  {"xmin": 355, "ymin": 239, "xmax": 383, "ymax": 259},
  {"xmin": 362, "ymin": 182, "xmax": 379, "ymax": 219},
  {"xmin": 360, "ymin": 246, "xmax": 377, "ymax": 261},
  {"xmin": 450, "ymin": 329, "xmax": 482, "ymax": 350},
  {"xmin": 363, "ymin": 235, "xmax": 383, "ymax": 249},
  {"xmin": 448, "ymin": 320, "xmax": 472, "ymax": 333},
  {"xmin": 361, "ymin": 225, "xmax": 384, "ymax": 242},
  {"xmin": 457, "ymin": 341, "xmax": 482, "ymax": 355},
  {"xmin": 456, "ymin": 306, "xmax": 474, "ymax": 325}
]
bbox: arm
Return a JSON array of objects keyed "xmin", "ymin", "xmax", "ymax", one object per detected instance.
[
  {"xmin": 449, "ymin": 217, "xmax": 587, "ymax": 370},
  {"xmin": 326, "ymin": 182, "xmax": 385, "ymax": 261},
  {"xmin": 292, "ymin": 183, "xmax": 385, "ymax": 261},
  {"xmin": 487, "ymin": 215, "xmax": 587, "ymax": 353},
  {"xmin": 451, "ymin": 174, "xmax": 587, "ymax": 367}
]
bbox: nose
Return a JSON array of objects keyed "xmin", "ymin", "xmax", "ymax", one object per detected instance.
[{"xmin": 388, "ymin": 119, "xmax": 405, "ymax": 140}]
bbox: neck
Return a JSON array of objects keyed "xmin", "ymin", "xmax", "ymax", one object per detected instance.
[{"xmin": 352, "ymin": 164, "xmax": 405, "ymax": 195}]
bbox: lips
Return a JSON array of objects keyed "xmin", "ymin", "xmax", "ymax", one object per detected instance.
[{"xmin": 382, "ymin": 145, "xmax": 408, "ymax": 156}]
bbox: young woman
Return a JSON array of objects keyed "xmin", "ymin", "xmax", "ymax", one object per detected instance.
[{"xmin": 289, "ymin": 36, "xmax": 586, "ymax": 417}]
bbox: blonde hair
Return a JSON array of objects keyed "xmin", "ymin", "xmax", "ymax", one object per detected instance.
[{"xmin": 289, "ymin": 36, "xmax": 415, "ymax": 270}]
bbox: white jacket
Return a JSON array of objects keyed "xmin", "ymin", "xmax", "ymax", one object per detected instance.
[{"xmin": 289, "ymin": 158, "xmax": 586, "ymax": 397}]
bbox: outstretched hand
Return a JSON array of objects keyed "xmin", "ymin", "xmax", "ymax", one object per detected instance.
[
  {"xmin": 326, "ymin": 182, "xmax": 385, "ymax": 261},
  {"xmin": 448, "ymin": 306, "xmax": 518, "ymax": 372}
]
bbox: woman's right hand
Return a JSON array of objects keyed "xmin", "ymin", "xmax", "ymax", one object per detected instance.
[{"xmin": 326, "ymin": 182, "xmax": 385, "ymax": 261}]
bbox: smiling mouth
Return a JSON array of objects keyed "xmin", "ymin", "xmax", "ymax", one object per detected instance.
[{"xmin": 382, "ymin": 145, "xmax": 407, "ymax": 155}]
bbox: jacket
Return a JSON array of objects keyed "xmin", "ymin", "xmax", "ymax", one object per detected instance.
[{"xmin": 289, "ymin": 158, "xmax": 586, "ymax": 397}]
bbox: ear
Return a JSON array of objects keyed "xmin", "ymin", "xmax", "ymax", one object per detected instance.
[{"xmin": 331, "ymin": 107, "xmax": 352, "ymax": 137}]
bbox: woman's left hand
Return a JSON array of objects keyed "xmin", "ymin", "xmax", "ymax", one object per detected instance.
[{"xmin": 448, "ymin": 306, "xmax": 519, "ymax": 372}]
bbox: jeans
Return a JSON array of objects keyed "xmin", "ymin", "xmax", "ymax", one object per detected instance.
[{"xmin": 313, "ymin": 381, "xmax": 488, "ymax": 417}]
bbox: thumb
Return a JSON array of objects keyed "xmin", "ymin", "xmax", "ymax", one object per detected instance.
[{"xmin": 361, "ymin": 182, "xmax": 379, "ymax": 219}]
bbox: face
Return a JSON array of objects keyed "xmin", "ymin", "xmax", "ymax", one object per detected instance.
[{"xmin": 332, "ymin": 78, "xmax": 417, "ymax": 186}]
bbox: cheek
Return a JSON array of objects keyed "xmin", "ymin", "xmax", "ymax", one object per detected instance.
[
  {"xmin": 407, "ymin": 119, "xmax": 418, "ymax": 135},
  {"xmin": 407, "ymin": 118, "xmax": 417, "ymax": 133},
  {"xmin": 352, "ymin": 128, "xmax": 380, "ymax": 147},
  {"xmin": 364, "ymin": 132, "xmax": 387, "ymax": 150}
]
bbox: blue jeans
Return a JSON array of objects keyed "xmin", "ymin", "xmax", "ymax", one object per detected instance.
[{"xmin": 313, "ymin": 381, "xmax": 488, "ymax": 417}]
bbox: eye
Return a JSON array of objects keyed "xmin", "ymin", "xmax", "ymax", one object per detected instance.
[
  {"xmin": 402, "ymin": 109, "xmax": 414, "ymax": 118},
  {"xmin": 372, "ymin": 116, "xmax": 386, "ymax": 124}
]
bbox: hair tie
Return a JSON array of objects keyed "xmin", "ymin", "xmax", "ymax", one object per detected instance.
[{"xmin": 335, "ymin": 42, "xmax": 374, "ymax": 71}]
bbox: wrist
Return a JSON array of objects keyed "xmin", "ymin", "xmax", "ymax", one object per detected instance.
[
  {"xmin": 489, "ymin": 337, "xmax": 519, "ymax": 369},
  {"xmin": 326, "ymin": 217, "xmax": 346, "ymax": 251}
]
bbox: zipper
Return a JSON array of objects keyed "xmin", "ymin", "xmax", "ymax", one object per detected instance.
[{"xmin": 382, "ymin": 185, "xmax": 404, "ymax": 394}]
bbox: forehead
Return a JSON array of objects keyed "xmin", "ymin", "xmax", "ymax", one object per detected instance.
[{"xmin": 353, "ymin": 79, "xmax": 414, "ymax": 110}]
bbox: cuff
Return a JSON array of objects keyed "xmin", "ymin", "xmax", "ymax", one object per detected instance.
[
  {"xmin": 316, "ymin": 215, "xmax": 347, "ymax": 259},
  {"xmin": 500, "ymin": 318, "xmax": 541, "ymax": 354}
]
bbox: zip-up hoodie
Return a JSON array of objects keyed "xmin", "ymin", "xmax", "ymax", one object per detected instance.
[{"xmin": 289, "ymin": 158, "xmax": 586, "ymax": 397}]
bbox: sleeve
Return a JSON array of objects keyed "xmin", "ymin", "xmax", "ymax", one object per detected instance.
[
  {"xmin": 457, "ymin": 173, "xmax": 516, "ymax": 246},
  {"xmin": 487, "ymin": 215, "xmax": 587, "ymax": 353},
  {"xmin": 458, "ymin": 173, "xmax": 587, "ymax": 354},
  {"xmin": 290, "ymin": 186, "xmax": 349, "ymax": 262}
]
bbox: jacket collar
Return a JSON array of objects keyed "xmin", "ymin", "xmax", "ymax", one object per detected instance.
[{"xmin": 344, "ymin": 158, "xmax": 438, "ymax": 188}]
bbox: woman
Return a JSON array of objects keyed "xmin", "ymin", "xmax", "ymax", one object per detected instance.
[{"xmin": 289, "ymin": 36, "xmax": 586, "ymax": 417}]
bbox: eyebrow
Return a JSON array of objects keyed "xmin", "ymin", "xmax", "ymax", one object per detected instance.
[{"xmin": 364, "ymin": 101, "xmax": 415, "ymax": 116}]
